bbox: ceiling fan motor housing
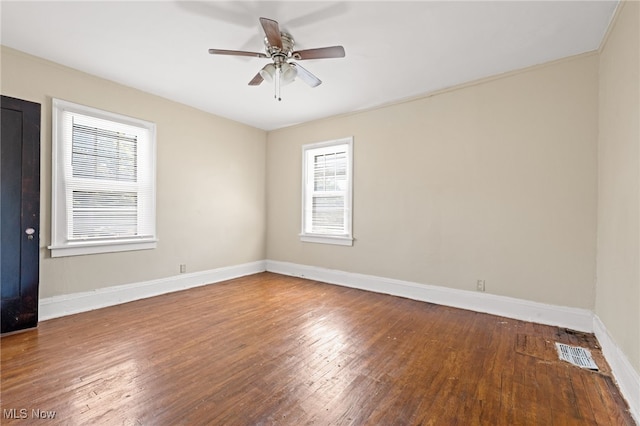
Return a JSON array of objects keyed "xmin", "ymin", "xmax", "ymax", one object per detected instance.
[{"xmin": 265, "ymin": 32, "xmax": 295, "ymax": 59}]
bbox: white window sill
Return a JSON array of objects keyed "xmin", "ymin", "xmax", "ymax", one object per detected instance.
[
  {"xmin": 299, "ymin": 234, "xmax": 353, "ymax": 246},
  {"xmin": 48, "ymin": 239, "xmax": 157, "ymax": 258}
]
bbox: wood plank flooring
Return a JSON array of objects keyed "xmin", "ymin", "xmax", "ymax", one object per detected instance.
[{"xmin": 1, "ymin": 272, "xmax": 634, "ymax": 425}]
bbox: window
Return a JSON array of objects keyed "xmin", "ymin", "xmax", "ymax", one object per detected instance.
[
  {"xmin": 50, "ymin": 99, "xmax": 157, "ymax": 257},
  {"xmin": 301, "ymin": 137, "xmax": 353, "ymax": 246}
]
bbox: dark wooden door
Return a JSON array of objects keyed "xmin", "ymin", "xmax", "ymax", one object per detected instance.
[{"xmin": 1, "ymin": 95, "xmax": 41, "ymax": 334}]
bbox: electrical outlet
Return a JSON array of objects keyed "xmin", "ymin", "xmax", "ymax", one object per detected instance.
[
  {"xmin": 180, "ymin": 264, "xmax": 187, "ymax": 274},
  {"xmin": 476, "ymin": 279, "xmax": 485, "ymax": 292}
]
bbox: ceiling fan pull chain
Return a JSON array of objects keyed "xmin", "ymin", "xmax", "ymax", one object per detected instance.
[{"xmin": 275, "ymin": 66, "xmax": 282, "ymax": 101}]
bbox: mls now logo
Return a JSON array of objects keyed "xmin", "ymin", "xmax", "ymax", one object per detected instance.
[{"xmin": 3, "ymin": 408, "xmax": 57, "ymax": 419}]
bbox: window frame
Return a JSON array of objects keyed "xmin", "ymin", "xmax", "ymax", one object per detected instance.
[
  {"xmin": 49, "ymin": 98, "xmax": 157, "ymax": 257},
  {"xmin": 300, "ymin": 137, "xmax": 354, "ymax": 246}
]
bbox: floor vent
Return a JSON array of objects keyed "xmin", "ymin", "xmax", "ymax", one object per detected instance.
[{"xmin": 555, "ymin": 342, "xmax": 598, "ymax": 370}]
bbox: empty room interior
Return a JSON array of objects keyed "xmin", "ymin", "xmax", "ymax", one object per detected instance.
[{"xmin": 1, "ymin": 1, "xmax": 638, "ymax": 424}]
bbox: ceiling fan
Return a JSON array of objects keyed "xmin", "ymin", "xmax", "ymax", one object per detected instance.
[{"xmin": 208, "ymin": 17, "xmax": 346, "ymax": 101}]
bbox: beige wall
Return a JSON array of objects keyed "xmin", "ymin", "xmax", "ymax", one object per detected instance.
[
  {"xmin": 267, "ymin": 53, "xmax": 599, "ymax": 308},
  {"xmin": 1, "ymin": 47, "xmax": 267, "ymax": 298},
  {"xmin": 596, "ymin": 0, "xmax": 640, "ymax": 375}
]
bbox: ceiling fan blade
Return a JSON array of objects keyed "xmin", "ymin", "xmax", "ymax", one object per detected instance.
[
  {"xmin": 209, "ymin": 49, "xmax": 267, "ymax": 58},
  {"xmin": 259, "ymin": 17, "xmax": 283, "ymax": 49},
  {"xmin": 248, "ymin": 72, "xmax": 264, "ymax": 86},
  {"xmin": 292, "ymin": 46, "xmax": 345, "ymax": 60},
  {"xmin": 292, "ymin": 63, "xmax": 322, "ymax": 88}
]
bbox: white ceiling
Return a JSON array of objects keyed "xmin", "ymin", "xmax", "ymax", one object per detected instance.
[{"xmin": 1, "ymin": 1, "xmax": 618, "ymax": 131}]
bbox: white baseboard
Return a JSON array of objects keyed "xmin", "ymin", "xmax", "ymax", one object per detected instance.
[
  {"xmin": 39, "ymin": 260, "xmax": 266, "ymax": 321},
  {"xmin": 593, "ymin": 315, "xmax": 640, "ymax": 424},
  {"xmin": 266, "ymin": 260, "xmax": 593, "ymax": 332}
]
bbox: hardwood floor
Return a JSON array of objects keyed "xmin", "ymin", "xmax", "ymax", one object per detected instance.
[{"xmin": 1, "ymin": 272, "xmax": 634, "ymax": 425}]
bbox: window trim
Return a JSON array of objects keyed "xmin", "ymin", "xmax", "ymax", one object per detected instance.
[
  {"xmin": 300, "ymin": 137, "xmax": 354, "ymax": 246},
  {"xmin": 49, "ymin": 99, "xmax": 157, "ymax": 257}
]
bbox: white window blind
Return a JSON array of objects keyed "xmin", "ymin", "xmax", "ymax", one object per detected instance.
[
  {"xmin": 50, "ymin": 99, "xmax": 157, "ymax": 257},
  {"xmin": 301, "ymin": 137, "xmax": 353, "ymax": 246}
]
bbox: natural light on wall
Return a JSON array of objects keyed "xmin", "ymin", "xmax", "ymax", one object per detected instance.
[{"xmin": 49, "ymin": 99, "xmax": 157, "ymax": 257}]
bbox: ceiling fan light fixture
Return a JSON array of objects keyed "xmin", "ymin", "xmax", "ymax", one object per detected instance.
[
  {"xmin": 259, "ymin": 63, "xmax": 276, "ymax": 82},
  {"xmin": 280, "ymin": 63, "xmax": 297, "ymax": 86}
]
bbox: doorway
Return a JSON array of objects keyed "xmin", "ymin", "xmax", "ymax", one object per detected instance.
[{"xmin": 1, "ymin": 95, "xmax": 41, "ymax": 334}]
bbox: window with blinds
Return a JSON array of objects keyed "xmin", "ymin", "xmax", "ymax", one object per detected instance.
[
  {"xmin": 301, "ymin": 137, "xmax": 353, "ymax": 246},
  {"xmin": 50, "ymin": 99, "xmax": 157, "ymax": 257}
]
